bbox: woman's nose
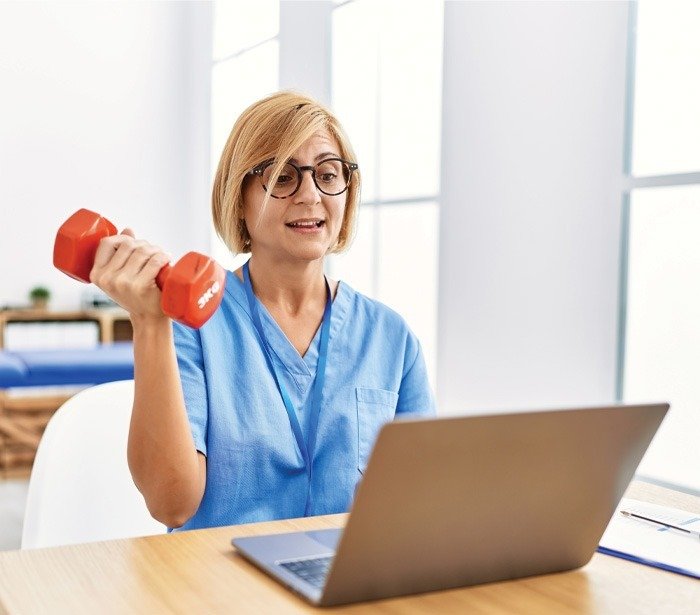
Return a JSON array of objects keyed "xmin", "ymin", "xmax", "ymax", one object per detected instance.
[{"xmin": 294, "ymin": 169, "xmax": 321, "ymax": 203}]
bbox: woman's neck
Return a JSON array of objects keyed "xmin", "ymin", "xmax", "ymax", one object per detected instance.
[{"xmin": 244, "ymin": 254, "xmax": 327, "ymax": 317}]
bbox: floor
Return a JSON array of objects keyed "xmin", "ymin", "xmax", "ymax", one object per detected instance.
[{"xmin": 0, "ymin": 479, "xmax": 29, "ymax": 551}]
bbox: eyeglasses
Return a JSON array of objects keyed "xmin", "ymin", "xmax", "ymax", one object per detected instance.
[{"xmin": 248, "ymin": 158, "xmax": 358, "ymax": 199}]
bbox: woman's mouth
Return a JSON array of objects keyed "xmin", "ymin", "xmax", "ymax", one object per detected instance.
[{"xmin": 285, "ymin": 219, "xmax": 325, "ymax": 232}]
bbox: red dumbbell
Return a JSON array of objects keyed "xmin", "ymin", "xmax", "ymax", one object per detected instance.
[{"xmin": 53, "ymin": 209, "xmax": 226, "ymax": 329}]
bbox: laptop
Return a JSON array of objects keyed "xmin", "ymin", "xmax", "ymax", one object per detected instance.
[{"xmin": 232, "ymin": 402, "xmax": 668, "ymax": 606}]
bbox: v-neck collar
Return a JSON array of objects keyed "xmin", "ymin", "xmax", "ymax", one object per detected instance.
[{"xmin": 227, "ymin": 268, "xmax": 352, "ymax": 378}]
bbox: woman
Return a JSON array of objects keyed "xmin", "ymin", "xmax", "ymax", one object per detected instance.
[{"xmin": 90, "ymin": 91, "xmax": 435, "ymax": 530}]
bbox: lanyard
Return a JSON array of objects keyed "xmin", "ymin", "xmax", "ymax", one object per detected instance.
[{"xmin": 242, "ymin": 260, "xmax": 332, "ymax": 478}]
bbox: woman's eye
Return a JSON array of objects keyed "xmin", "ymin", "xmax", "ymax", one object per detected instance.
[
  {"xmin": 320, "ymin": 173, "xmax": 337, "ymax": 182},
  {"xmin": 276, "ymin": 174, "xmax": 294, "ymax": 184}
]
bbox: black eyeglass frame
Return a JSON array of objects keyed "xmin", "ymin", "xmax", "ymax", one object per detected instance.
[{"xmin": 248, "ymin": 158, "xmax": 359, "ymax": 199}]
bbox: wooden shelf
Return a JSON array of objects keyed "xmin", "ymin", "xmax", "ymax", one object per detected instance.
[
  {"xmin": 0, "ymin": 309, "xmax": 132, "ymax": 477},
  {"xmin": 0, "ymin": 308, "xmax": 132, "ymax": 348}
]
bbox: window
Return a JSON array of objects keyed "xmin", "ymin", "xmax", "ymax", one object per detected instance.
[
  {"xmin": 622, "ymin": 1, "xmax": 700, "ymax": 492},
  {"xmin": 630, "ymin": 2, "xmax": 700, "ymax": 176},
  {"xmin": 210, "ymin": 0, "xmax": 279, "ymax": 271},
  {"xmin": 329, "ymin": 0, "xmax": 443, "ymax": 388}
]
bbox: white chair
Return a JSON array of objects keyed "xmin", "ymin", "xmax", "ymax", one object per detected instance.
[{"xmin": 22, "ymin": 380, "xmax": 165, "ymax": 549}]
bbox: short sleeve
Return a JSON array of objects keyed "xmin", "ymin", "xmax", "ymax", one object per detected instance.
[
  {"xmin": 396, "ymin": 331, "xmax": 436, "ymax": 416},
  {"xmin": 172, "ymin": 321, "xmax": 208, "ymax": 455}
]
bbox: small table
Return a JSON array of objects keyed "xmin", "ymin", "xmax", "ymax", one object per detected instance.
[{"xmin": 0, "ymin": 481, "xmax": 697, "ymax": 614}]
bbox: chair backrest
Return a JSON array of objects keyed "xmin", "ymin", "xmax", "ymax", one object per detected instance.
[{"xmin": 21, "ymin": 380, "xmax": 165, "ymax": 549}]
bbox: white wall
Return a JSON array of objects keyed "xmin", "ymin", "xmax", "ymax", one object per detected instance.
[
  {"xmin": 279, "ymin": 0, "xmax": 332, "ymax": 104},
  {"xmin": 0, "ymin": 1, "xmax": 212, "ymax": 310},
  {"xmin": 438, "ymin": 1, "xmax": 629, "ymax": 413}
]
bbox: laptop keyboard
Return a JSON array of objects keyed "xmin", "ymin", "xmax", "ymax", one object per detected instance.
[{"xmin": 278, "ymin": 556, "xmax": 333, "ymax": 589}]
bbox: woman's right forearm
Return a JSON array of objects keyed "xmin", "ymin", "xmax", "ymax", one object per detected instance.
[{"xmin": 127, "ymin": 317, "xmax": 205, "ymax": 528}]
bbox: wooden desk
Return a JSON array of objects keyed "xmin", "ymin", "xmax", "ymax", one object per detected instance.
[{"xmin": 0, "ymin": 481, "xmax": 697, "ymax": 614}]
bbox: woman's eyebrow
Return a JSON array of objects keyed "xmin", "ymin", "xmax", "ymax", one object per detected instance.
[{"xmin": 288, "ymin": 151, "xmax": 339, "ymax": 163}]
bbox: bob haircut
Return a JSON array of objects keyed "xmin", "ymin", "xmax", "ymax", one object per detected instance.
[{"xmin": 212, "ymin": 91, "xmax": 361, "ymax": 255}]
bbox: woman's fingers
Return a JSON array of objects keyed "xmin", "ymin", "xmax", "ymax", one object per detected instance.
[
  {"xmin": 133, "ymin": 251, "xmax": 172, "ymax": 291},
  {"xmin": 85, "ymin": 227, "xmax": 172, "ymax": 320},
  {"xmin": 90, "ymin": 230, "xmax": 167, "ymax": 291},
  {"xmin": 91, "ymin": 228, "xmax": 137, "ymax": 275},
  {"xmin": 91, "ymin": 233, "xmax": 136, "ymax": 276},
  {"xmin": 109, "ymin": 239, "xmax": 152, "ymax": 276},
  {"xmin": 119, "ymin": 244, "xmax": 167, "ymax": 281}
]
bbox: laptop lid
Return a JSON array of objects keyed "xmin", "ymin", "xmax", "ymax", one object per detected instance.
[{"xmin": 318, "ymin": 402, "xmax": 668, "ymax": 606}]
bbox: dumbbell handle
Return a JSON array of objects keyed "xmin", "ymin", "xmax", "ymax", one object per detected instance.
[{"xmin": 154, "ymin": 265, "xmax": 171, "ymax": 290}]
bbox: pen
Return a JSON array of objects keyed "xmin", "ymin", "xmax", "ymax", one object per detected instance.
[{"xmin": 620, "ymin": 510, "xmax": 700, "ymax": 540}]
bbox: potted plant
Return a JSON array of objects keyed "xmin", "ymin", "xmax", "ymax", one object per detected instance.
[{"xmin": 29, "ymin": 286, "xmax": 51, "ymax": 310}]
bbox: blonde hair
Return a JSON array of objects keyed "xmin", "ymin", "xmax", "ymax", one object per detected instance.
[{"xmin": 212, "ymin": 91, "xmax": 361, "ymax": 254}]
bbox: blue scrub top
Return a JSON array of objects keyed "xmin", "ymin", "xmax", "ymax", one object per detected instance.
[{"xmin": 171, "ymin": 269, "xmax": 435, "ymax": 531}]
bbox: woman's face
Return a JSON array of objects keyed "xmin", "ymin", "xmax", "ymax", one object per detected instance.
[{"xmin": 242, "ymin": 129, "xmax": 347, "ymax": 264}]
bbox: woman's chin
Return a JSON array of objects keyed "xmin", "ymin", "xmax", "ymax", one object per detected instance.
[
  {"xmin": 292, "ymin": 244, "xmax": 328, "ymax": 262},
  {"xmin": 284, "ymin": 237, "xmax": 333, "ymax": 261},
  {"xmin": 252, "ymin": 235, "xmax": 335, "ymax": 263}
]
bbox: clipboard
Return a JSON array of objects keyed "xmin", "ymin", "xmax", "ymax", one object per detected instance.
[{"xmin": 597, "ymin": 497, "xmax": 700, "ymax": 579}]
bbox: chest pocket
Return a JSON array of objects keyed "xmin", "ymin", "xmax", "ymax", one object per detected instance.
[{"xmin": 356, "ymin": 387, "xmax": 399, "ymax": 473}]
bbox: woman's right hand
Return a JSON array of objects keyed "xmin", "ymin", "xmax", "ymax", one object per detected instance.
[{"xmin": 89, "ymin": 229, "xmax": 172, "ymax": 325}]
